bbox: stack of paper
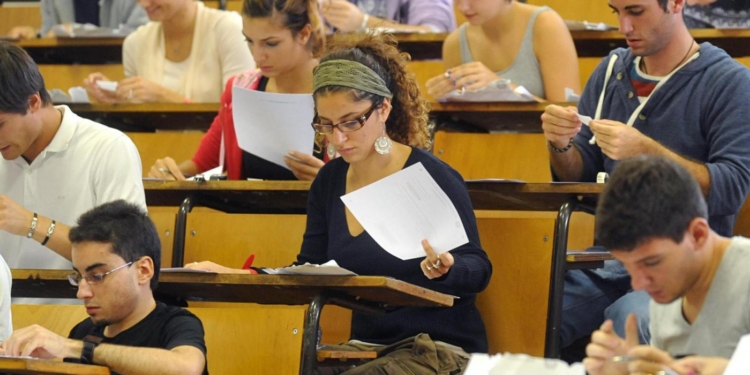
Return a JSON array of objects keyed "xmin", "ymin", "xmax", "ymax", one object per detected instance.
[
  {"xmin": 263, "ymin": 260, "xmax": 357, "ymax": 276},
  {"xmin": 439, "ymin": 79, "xmax": 536, "ymax": 102}
]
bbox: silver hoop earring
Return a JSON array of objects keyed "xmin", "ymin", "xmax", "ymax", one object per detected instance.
[{"xmin": 374, "ymin": 124, "xmax": 392, "ymax": 155}]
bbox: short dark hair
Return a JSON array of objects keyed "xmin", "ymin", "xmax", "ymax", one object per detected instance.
[
  {"xmin": 595, "ymin": 156, "xmax": 708, "ymax": 251},
  {"xmin": 658, "ymin": 0, "xmax": 668, "ymax": 11},
  {"xmin": 69, "ymin": 200, "xmax": 161, "ymax": 290},
  {"xmin": 0, "ymin": 41, "xmax": 51, "ymax": 114}
]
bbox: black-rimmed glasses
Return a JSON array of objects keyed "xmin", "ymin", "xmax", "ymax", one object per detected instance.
[
  {"xmin": 68, "ymin": 262, "xmax": 134, "ymax": 286},
  {"xmin": 311, "ymin": 105, "xmax": 378, "ymax": 134}
]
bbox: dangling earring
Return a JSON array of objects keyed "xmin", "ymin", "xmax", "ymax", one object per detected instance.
[
  {"xmin": 374, "ymin": 123, "xmax": 392, "ymax": 155},
  {"xmin": 326, "ymin": 141, "xmax": 336, "ymax": 159}
]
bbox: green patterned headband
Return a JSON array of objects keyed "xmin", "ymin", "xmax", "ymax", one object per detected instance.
[{"xmin": 313, "ymin": 60, "xmax": 393, "ymax": 99}]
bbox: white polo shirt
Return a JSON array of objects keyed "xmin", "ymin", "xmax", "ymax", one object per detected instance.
[{"xmin": 0, "ymin": 105, "xmax": 146, "ymax": 270}]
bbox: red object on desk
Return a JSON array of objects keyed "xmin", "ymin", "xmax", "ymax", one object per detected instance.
[{"xmin": 243, "ymin": 254, "xmax": 258, "ymax": 274}]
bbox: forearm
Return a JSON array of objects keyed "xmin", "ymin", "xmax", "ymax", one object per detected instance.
[
  {"xmin": 366, "ymin": 15, "xmax": 434, "ymax": 32},
  {"xmin": 178, "ymin": 160, "xmax": 200, "ymax": 177},
  {"xmin": 549, "ymin": 145, "xmax": 585, "ymax": 182},
  {"xmin": 93, "ymin": 344, "xmax": 204, "ymax": 375},
  {"xmin": 647, "ymin": 139, "xmax": 710, "ymax": 197},
  {"xmin": 28, "ymin": 215, "xmax": 72, "ymax": 261}
]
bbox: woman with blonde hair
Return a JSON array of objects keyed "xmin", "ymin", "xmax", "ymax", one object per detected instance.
[{"xmin": 84, "ymin": 0, "xmax": 253, "ymax": 104}]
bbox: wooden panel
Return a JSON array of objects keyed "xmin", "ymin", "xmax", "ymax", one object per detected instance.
[
  {"xmin": 147, "ymin": 208, "xmax": 177, "ymax": 268},
  {"xmin": 476, "ymin": 211, "xmax": 594, "ymax": 356},
  {"xmin": 0, "ymin": 4, "xmax": 41, "ymax": 36},
  {"xmin": 11, "ymin": 304, "xmax": 87, "ymax": 336},
  {"xmin": 529, "ymin": 0, "xmax": 618, "ymax": 25},
  {"xmin": 11, "ymin": 303, "xmax": 304, "ymax": 375},
  {"xmin": 126, "ymin": 132, "xmax": 206, "ymax": 177},
  {"xmin": 189, "ymin": 304, "xmax": 304, "ymax": 374},
  {"xmin": 184, "ymin": 213, "xmax": 352, "ymax": 345},
  {"xmin": 39, "ymin": 64, "xmax": 124, "ymax": 92},
  {"xmin": 406, "ymin": 60, "xmax": 445, "ymax": 102},
  {"xmin": 734, "ymin": 194, "xmax": 750, "ymax": 237},
  {"xmin": 432, "ymin": 132, "xmax": 551, "ymax": 182}
]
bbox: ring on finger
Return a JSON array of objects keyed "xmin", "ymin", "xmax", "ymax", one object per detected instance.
[
  {"xmin": 159, "ymin": 167, "xmax": 170, "ymax": 174},
  {"xmin": 434, "ymin": 256, "xmax": 442, "ymax": 267},
  {"xmin": 426, "ymin": 264, "xmax": 433, "ymax": 271}
]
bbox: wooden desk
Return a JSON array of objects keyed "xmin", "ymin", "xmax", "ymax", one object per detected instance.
[
  {"xmin": 465, "ymin": 181, "xmax": 603, "ymax": 358},
  {"xmin": 12, "ymin": 270, "xmax": 453, "ymax": 375},
  {"xmin": 144, "ymin": 180, "xmax": 311, "ymax": 266},
  {"xmin": 66, "ymin": 103, "xmax": 219, "ymax": 132},
  {"xmin": 572, "ymin": 29, "xmax": 750, "ymax": 57},
  {"xmin": 0, "ymin": 357, "xmax": 109, "ymax": 375},
  {"xmin": 431, "ymin": 101, "xmax": 569, "ymax": 133},
  {"xmin": 17, "ymin": 38, "xmax": 124, "ymax": 65}
]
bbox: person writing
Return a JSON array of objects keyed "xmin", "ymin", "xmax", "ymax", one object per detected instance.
[
  {"xmin": 84, "ymin": 0, "xmax": 254, "ymax": 104},
  {"xmin": 425, "ymin": 0, "xmax": 579, "ymax": 101},
  {"xmin": 189, "ymin": 32, "xmax": 493, "ymax": 373},
  {"xmin": 148, "ymin": 0, "xmax": 326, "ymax": 181}
]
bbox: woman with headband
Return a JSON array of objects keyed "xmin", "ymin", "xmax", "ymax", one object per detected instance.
[{"xmin": 190, "ymin": 32, "xmax": 492, "ymax": 373}]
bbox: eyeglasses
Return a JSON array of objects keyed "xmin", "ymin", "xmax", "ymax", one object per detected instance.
[
  {"xmin": 68, "ymin": 262, "xmax": 133, "ymax": 286},
  {"xmin": 311, "ymin": 105, "xmax": 378, "ymax": 134}
]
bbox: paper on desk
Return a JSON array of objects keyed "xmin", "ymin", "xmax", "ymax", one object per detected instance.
[
  {"xmin": 565, "ymin": 87, "xmax": 580, "ymax": 102},
  {"xmin": 160, "ymin": 268, "xmax": 218, "ymax": 274},
  {"xmin": 564, "ymin": 19, "xmax": 617, "ymax": 31},
  {"xmin": 232, "ymin": 85, "xmax": 315, "ymax": 169},
  {"xmin": 465, "ymin": 353, "xmax": 584, "ymax": 375},
  {"xmin": 341, "ymin": 163, "xmax": 468, "ymax": 260},
  {"xmin": 0, "ymin": 355, "xmax": 35, "ymax": 360},
  {"xmin": 439, "ymin": 79, "xmax": 536, "ymax": 102},
  {"xmin": 48, "ymin": 87, "xmax": 91, "ymax": 104},
  {"xmin": 52, "ymin": 23, "xmax": 133, "ymax": 38},
  {"xmin": 187, "ymin": 166, "xmax": 223, "ymax": 181},
  {"xmin": 263, "ymin": 260, "xmax": 357, "ymax": 276},
  {"xmin": 725, "ymin": 334, "xmax": 750, "ymax": 375}
]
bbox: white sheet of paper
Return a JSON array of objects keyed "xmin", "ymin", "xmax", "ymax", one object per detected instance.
[
  {"xmin": 464, "ymin": 353, "xmax": 503, "ymax": 375},
  {"xmin": 263, "ymin": 260, "xmax": 357, "ymax": 276},
  {"xmin": 68, "ymin": 87, "xmax": 90, "ymax": 103},
  {"xmin": 725, "ymin": 334, "xmax": 750, "ymax": 375},
  {"xmin": 187, "ymin": 166, "xmax": 223, "ymax": 181},
  {"xmin": 490, "ymin": 354, "xmax": 585, "ymax": 375},
  {"xmin": 577, "ymin": 113, "xmax": 592, "ymax": 126},
  {"xmin": 231, "ymin": 86, "xmax": 315, "ymax": 169},
  {"xmin": 565, "ymin": 87, "xmax": 580, "ymax": 102},
  {"xmin": 440, "ymin": 79, "xmax": 537, "ymax": 102},
  {"xmin": 160, "ymin": 268, "xmax": 218, "ymax": 274},
  {"xmin": 340, "ymin": 162, "xmax": 468, "ymax": 260},
  {"xmin": 96, "ymin": 80, "xmax": 118, "ymax": 92}
]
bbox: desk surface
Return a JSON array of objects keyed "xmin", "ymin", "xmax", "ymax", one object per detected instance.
[
  {"xmin": 64, "ymin": 101, "xmax": 559, "ymax": 133},
  {"xmin": 0, "ymin": 357, "xmax": 110, "ymax": 375},
  {"xmin": 12, "ymin": 270, "xmax": 454, "ymax": 308},
  {"xmin": 144, "ymin": 180, "xmax": 311, "ymax": 213},
  {"xmin": 17, "ymin": 30, "xmax": 750, "ymax": 63},
  {"xmin": 144, "ymin": 180, "xmax": 603, "ymax": 213}
]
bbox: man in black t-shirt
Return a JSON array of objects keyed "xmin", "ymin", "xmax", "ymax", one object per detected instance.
[{"xmin": 0, "ymin": 200, "xmax": 207, "ymax": 375}]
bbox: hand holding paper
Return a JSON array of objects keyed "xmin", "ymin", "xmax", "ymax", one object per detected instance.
[{"xmin": 341, "ymin": 163, "xmax": 468, "ymax": 260}]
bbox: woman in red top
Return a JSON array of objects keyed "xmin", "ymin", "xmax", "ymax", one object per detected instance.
[{"xmin": 148, "ymin": 0, "xmax": 326, "ymax": 181}]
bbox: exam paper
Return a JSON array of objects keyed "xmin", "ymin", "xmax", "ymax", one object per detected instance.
[
  {"xmin": 263, "ymin": 260, "xmax": 357, "ymax": 276},
  {"xmin": 725, "ymin": 334, "xmax": 750, "ymax": 375},
  {"xmin": 96, "ymin": 80, "xmax": 118, "ymax": 92},
  {"xmin": 340, "ymin": 163, "xmax": 468, "ymax": 260},
  {"xmin": 232, "ymin": 86, "xmax": 315, "ymax": 169},
  {"xmin": 439, "ymin": 79, "xmax": 536, "ymax": 102},
  {"xmin": 465, "ymin": 353, "xmax": 584, "ymax": 375},
  {"xmin": 577, "ymin": 113, "xmax": 592, "ymax": 126}
]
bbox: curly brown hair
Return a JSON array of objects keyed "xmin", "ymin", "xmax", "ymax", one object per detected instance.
[{"xmin": 313, "ymin": 32, "xmax": 432, "ymax": 150}]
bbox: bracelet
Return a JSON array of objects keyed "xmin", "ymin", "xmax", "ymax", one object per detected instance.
[
  {"xmin": 26, "ymin": 213, "xmax": 38, "ymax": 239},
  {"xmin": 359, "ymin": 13, "xmax": 369, "ymax": 31},
  {"xmin": 41, "ymin": 220, "xmax": 56, "ymax": 246},
  {"xmin": 548, "ymin": 139, "xmax": 575, "ymax": 153}
]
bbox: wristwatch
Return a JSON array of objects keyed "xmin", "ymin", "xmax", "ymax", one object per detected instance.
[{"xmin": 81, "ymin": 335, "xmax": 102, "ymax": 364}]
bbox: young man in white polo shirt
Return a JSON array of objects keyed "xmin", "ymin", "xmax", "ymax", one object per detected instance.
[{"xmin": 0, "ymin": 41, "xmax": 145, "ymax": 275}]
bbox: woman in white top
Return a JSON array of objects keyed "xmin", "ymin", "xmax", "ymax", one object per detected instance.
[
  {"xmin": 425, "ymin": 0, "xmax": 579, "ymax": 102},
  {"xmin": 84, "ymin": 0, "xmax": 254, "ymax": 103}
]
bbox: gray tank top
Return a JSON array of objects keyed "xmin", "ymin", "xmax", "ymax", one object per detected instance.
[{"xmin": 459, "ymin": 6, "xmax": 549, "ymax": 99}]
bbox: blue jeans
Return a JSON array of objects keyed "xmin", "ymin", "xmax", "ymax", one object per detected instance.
[{"xmin": 561, "ymin": 251, "xmax": 651, "ymax": 348}]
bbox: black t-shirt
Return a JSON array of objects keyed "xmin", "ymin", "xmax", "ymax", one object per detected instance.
[
  {"xmin": 67, "ymin": 302, "xmax": 208, "ymax": 375},
  {"xmin": 240, "ymin": 76, "xmax": 323, "ymax": 180}
]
